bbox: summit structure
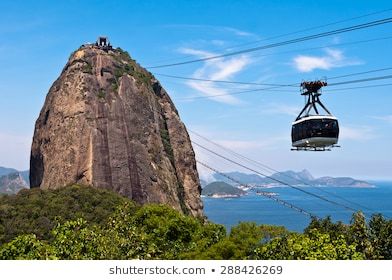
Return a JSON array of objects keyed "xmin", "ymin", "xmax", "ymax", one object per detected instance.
[{"xmin": 30, "ymin": 38, "xmax": 203, "ymax": 217}]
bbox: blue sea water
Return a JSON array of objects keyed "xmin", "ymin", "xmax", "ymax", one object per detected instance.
[{"xmin": 202, "ymin": 181, "xmax": 392, "ymax": 232}]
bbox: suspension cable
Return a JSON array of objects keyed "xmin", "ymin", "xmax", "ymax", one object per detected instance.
[
  {"xmin": 147, "ymin": 8, "xmax": 392, "ymax": 65},
  {"xmin": 193, "ymin": 140, "xmax": 361, "ymax": 214},
  {"xmin": 156, "ymin": 66, "xmax": 392, "ymax": 89},
  {"xmin": 176, "ymin": 74, "xmax": 392, "ymax": 101},
  {"xmin": 190, "ymin": 129, "xmax": 374, "ymax": 212},
  {"xmin": 198, "ymin": 160, "xmax": 317, "ymax": 218},
  {"xmin": 147, "ymin": 17, "xmax": 392, "ymax": 68}
]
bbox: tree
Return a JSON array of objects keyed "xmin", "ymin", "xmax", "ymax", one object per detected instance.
[
  {"xmin": 186, "ymin": 223, "xmax": 288, "ymax": 260},
  {"xmin": 305, "ymin": 216, "xmax": 348, "ymax": 240},
  {"xmin": 50, "ymin": 218, "xmax": 116, "ymax": 260},
  {"xmin": 368, "ymin": 214, "xmax": 392, "ymax": 259},
  {"xmin": 0, "ymin": 185, "xmax": 129, "ymax": 244},
  {"xmin": 348, "ymin": 212, "xmax": 374, "ymax": 258},
  {"xmin": 1, "ymin": 185, "xmax": 390, "ymax": 260},
  {"xmin": 0, "ymin": 234, "xmax": 56, "ymax": 260},
  {"xmin": 255, "ymin": 229, "xmax": 364, "ymax": 260}
]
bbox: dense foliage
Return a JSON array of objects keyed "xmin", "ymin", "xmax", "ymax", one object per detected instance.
[
  {"xmin": 0, "ymin": 185, "xmax": 129, "ymax": 244},
  {"xmin": 0, "ymin": 185, "xmax": 391, "ymax": 260}
]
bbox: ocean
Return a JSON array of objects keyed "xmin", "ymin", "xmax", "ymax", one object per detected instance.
[{"xmin": 202, "ymin": 181, "xmax": 392, "ymax": 232}]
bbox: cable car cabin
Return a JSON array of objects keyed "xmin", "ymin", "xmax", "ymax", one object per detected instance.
[
  {"xmin": 291, "ymin": 115, "xmax": 339, "ymax": 150},
  {"xmin": 291, "ymin": 80, "xmax": 340, "ymax": 151}
]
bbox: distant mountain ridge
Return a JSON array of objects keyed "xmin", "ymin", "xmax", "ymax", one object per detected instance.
[
  {"xmin": 213, "ymin": 169, "xmax": 373, "ymax": 188},
  {"xmin": 0, "ymin": 166, "xmax": 30, "ymax": 194},
  {"xmin": 0, "ymin": 172, "xmax": 29, "ymax": 194},
  {"xmin": 0, "ymin": 167, "xmax": 18, "ymax": 177}
]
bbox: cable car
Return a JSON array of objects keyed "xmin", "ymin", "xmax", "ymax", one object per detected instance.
[{"xmin": 291, "ymin": 81, "xmax": 339, "ymax": 151}]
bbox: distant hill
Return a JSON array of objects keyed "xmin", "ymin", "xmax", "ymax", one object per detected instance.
[
  {"xmin": 0, "ymin": 172, "xmax": 29, "ymax": 194},
  {"xmin": 213, "ymin": 172, "xmax": 266, "ymax": 185},
  {"xmin": 313, "ymin": 177, "xmax": 372, "ymax": 187},
  {"xmin": 213, "ymin": 170, "xmax": 373, "ymax": 187},
  {"xmin": 200, "ymin": 179, "xmax": 208, "ymax": 188},
  {"xmin": 19, "ymin": 170, "xmax": 30, "ymax": 186},
  {"xmin": 0, "ymin": 166, "xmax": 30, "ymax": 194},
  {"xmin": 0, "ymin": 167, "xmax": 18, "ymax": 177},
  {"xmin": 202, "ymin": 181, "xmax": 246, "ymax": 197}
]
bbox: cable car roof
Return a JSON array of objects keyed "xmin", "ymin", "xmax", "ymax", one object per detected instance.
[{"xmin": 292, "ymin": 115, "xmax": 337, "ymax": 125}]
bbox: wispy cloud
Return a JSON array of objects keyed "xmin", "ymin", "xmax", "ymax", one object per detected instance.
[
  {"xmin": 162, "ymin": 24, "xmax": 259, "ymax": 39},
  {"xmin": 220, "ymin": 27, "xmax": 256, "ymax": 37},
  {"xmin": 216, "ymin": 136, "xmax": 287, "ymax": 150},
  {"xmin": 177, "ymin": 48, "xmax": 213, "ymax": 58},
  {"xmin": 179, "ymin": 47, "xmax": 251, "ymax": 104},
  {"xmin": 262, "ymin": 103, "xmax": 301, "ymax": 117},
  {"xmin": 293, "ymin": 48, "xmax": 361, "ymax": 72},
  {"xmin": 372, "ymin": 115, "xmax": 392, "ymax": 124}
]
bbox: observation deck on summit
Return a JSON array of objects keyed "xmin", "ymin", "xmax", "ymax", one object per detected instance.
[{"xmin": 95, "ymin": 36, "xmax": 113, "ymax": 51}]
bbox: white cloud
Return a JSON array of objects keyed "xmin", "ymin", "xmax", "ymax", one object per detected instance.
[
  {"xmin": 211, "ymin": 57, "xmax": 249, "ymax": 80},
  {"xmin": 262, "ymin": 103, "xmax": 301, "ymax": 117},
  {"xmin": 186, "ymin": 81, "xmax": 240, "ymax": 104},
  {"xmin": 219, "ymin": 135, "xmax": 288, "ymax": 150},
  {"xmin": 293, "ymin": 48, "xmax": 361, "ymax": 72},
  {"xmin": 373, "ymin": 115, "xmax": 392, "ymax": 124},
  {"xmin": 177, "ymin": 47, "xmax": 213, "ymax": 59},
  {"xmin": 163, "ymin": 24, "xmax": 259, "ymax": 39},
  {"xmin": 221, "ymin": 27, "xmax": 256, "ymax": 37},
  {"xmin": 179, "ymin": 47, "xmax": 251, "ymax": 104}
]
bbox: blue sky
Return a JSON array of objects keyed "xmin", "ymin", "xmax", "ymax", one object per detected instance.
[{"xmin": 0, "ymin": 0, "xmax": 391, "ymax": 180}]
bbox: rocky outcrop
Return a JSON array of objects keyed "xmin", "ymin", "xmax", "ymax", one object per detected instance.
[{"xmin": 30, "ymin": 44, "xmax": 203, "ymax": 217}]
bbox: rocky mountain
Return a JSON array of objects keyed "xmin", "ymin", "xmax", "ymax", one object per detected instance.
[
  {"xmin": 213, "ymin": 170, "xmax": 372, "ymax": 187},
  {"xmin": 213, "ymin": 172, "xmax": 266, "ymax": 185},
  {"xmin": 0, "ymin": 172, "xmax": 29, "ymax": 194},
  {"xmin": 30, "ymin": 41, "xmax": 203, "ymax": 217},
  {"xmin": 0, "ymin": 167, "xmax": 18, "ymax": 177},
  {"xmin": 202, "ymin": 181, "xmax": 246, "ymax": 197},
  {"xmin": 19, "ymin": 170, "xmax": 30, "ymax": 185}
]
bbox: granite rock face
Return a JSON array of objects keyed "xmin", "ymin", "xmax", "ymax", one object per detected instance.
[{"xmin": 30, "ymin": 44, "xmax": 203, "ymax": 217}]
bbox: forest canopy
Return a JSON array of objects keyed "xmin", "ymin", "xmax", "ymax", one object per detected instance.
[{"xmin": 0, "ymin": 185, "xmax": 391, "ymax": 260}]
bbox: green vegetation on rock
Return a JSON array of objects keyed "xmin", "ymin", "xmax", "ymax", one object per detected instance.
[
  {"xmin": 111, "ymin": 47, "xmax": 154, "ymax": 87},
  {"xmin": 81, "ymin": 63, "xmax": 93, "ymax": 74},
  {"xmin": 97, "ymin": 88, "xmax": 106, "ymax": 98},
  {"xmin": 160, "ymin": 126, "xmax": 175, "ymax": 166}
]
